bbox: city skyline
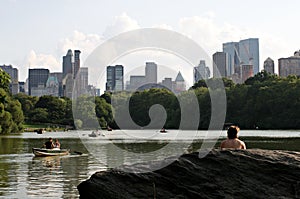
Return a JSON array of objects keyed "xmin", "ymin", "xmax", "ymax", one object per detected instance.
[{"xmin": 1, "ymin": 1, "xmax": 300, "ymax": 82}]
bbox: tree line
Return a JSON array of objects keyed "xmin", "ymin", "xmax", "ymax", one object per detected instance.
[{"xmin": 1, "ymin": 68, "xmax": 300, "ymax": 134}]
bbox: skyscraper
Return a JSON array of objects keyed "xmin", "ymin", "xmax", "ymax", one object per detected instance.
[
  {"xmin": 74, "ymin": 50, "xmax": 81, "ymax": 78},
  {"xmin": 0, "ymin": 64, "xmax": 19, "ymax": 94},
  {"xmin": 173, "ymin": 71, "xmax": 186, "ymax": 94},
  {"xmin": 114, "ymin": 65, "xmax": 124, "ymax": 91},
  {"xmin": 223, "ymin": 42, "xmax": 239, "ymax": 76},
  {"xmin": 145, "ymin": 62, "xmax": 157, "ymax": 84},
  {"xmin": 239, "ymin": 38, "xmax": 260, "ymax": 74},
  {"xmin": 105, "ymin": 65, "xmax": 124, "ymax": 92},
  {"xmin": 63, "ymin": 49, "xmax": 73, "ymax": 78},
  {"xmin": 240, "ymin": 64, "xmax": 254, "ymax": 83},
  {"xmin": 194, "ymin": 60, "xmax": 210, "ymax": 83},
  {"xmin": 28, "ymin": 68, "xmax": 49, "ymax": 96},
  {"xmin": 78, "ymin": 67, "xmax": 89, "ymax": 94},
  {"xmin": 213, "ymin": 52, "xmax": 228, "ymax": 77},
  {"xmin": 278, "ymin": 50, "xmax": 300, "ymax": 77},
  {"xmin": 264, "ymin": 57, "xmax": 275, "ymax": 74},
  {"xmin": 222, "ymin": 38, "xmax": 259, "ymax": 76}
]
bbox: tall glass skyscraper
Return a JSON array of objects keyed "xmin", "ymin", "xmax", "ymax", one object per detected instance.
[
  {"xmin": 222, "ymin": 42, "xmax": 239, "ymax": 76},
  {"xmin": 62, "ymin": 49, "xmax": 73, "ymax": 78},
  {"xmin": 222, "ymin": 38, "xmax": 259, "ymax": 75},
  {"xmin": 239, "ymin": 38, "xmax": 260, "ymax": 74},
  {"xmin": 106, "ymin": 65, "xmax": 124, "ymax": 92}
]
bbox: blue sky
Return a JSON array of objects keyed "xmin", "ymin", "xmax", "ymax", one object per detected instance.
[{"xmin": 1, "ymin": 0, "xmax": 299, "ymax": 83}]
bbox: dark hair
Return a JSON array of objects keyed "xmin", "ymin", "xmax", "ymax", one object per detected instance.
[{"xmin": 227, "ymin": 126, "xmax": 240, "ymax": 139}]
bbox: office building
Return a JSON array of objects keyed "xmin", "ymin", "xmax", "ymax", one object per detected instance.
[
  {"xmin": 222, "ymin": 38, "xmax": 259, "ymax": 76},
  {"xmin": 105, "ymin": 65, "xmax": 124, "ymax": 92},
  {"xmin": 173, "ymin": 71, "xmax": 186, "ymax": 94},
  {"xmin": 49, "ymin": 72, "xmax": 63, "ymax": 96},
  {"xmin": 222, "ymin": 42, "xmax": 239, "ymax": 76},
  {"xmin": 0, "ymin": 64, "xmax": 19, "ymax": 94},
  {"xmin": 128, "ymin": 76, "xmax": 145, "ymax": 91},
  {"xmin": 19, "ymin": 82, "xmax": 25, "ymax": 93},
  {"xmin": 161, "ymin": 78, "xmax": 172, "ymax": 90},
  {"xmin": 62, "ymin": 49, "xmax": 73, "ymax": 78},
  {"xmin": 279, "ymin": 50, "xmax": 300, "ymax": 77},
  {"xmin": 264, "ymin": 57, "xmax": 275, "ymax": 74},
  {"xmin": 194, "ymin": 60, "xmax": 210, "ymax": 83},
  {"xmin": 62, "ymin": 73, "xmax": 74, "ymax": 98},
  {"xmin": 28, "ymin": 68, "xmax": 49, "ymax": 96},
  {"xmin": 240, "ymin": 64, "xmax": 254, "ymax": 83},
  {"xmin": 45, "ymin": 75, "xmax": 60, "ymax": 96},
  {"xmin": 145, "ymin": 62, "xmax": 157, "ymax": 84},
  {"xmin": 213, "ymin": 52, "xmax": 228, "ymax": 77},
  {"xmin": 74, "ymin": 50, "xmax": 81, "ymax": 78},
  {"xmin": 77, "ymin": 67, "xmax": 89, "ymax": 95},
  {"xmin": 239, "ymin": 38, "xmax": 260, "ymax": 74}
]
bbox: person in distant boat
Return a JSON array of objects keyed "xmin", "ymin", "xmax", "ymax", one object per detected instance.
[
  {"xmin": 220, "ymin": 126, "xmax": 246, "ymax": 149},
  {"xmin": 54, "ymin": 139, "xmax": 60, "ymax": 148},
  {"xmin": 44, "ymin": 137, "xmax": 54, "ymax": 149}
]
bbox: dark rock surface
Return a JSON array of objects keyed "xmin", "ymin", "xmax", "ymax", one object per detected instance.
[{"xmin": 78, "ymin": 149, "xmax": 300, "ymax": 199}]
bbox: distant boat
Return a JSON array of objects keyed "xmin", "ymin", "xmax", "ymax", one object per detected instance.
[
  {"xmin": 88, "ymin": 131, "xmax": 98, "ymax": 137},
  {"xmin": 160, "ymin": 128, "xmax": 167, "ymax": 133},
  {"xmin": 88, "ymin": 131, "xmax": 105, "ymax": 137},
  {"xmin": 35, "ymin": 129, "xmax": 46, "ymax": 134},
  {"xmin": 32, "ymin": 148, "xmax": 70, "ymax": 157}
]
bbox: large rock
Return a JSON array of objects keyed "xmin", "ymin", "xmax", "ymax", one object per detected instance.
[{"xmin": 78, "ymin": 149, "xmax": 300, "ymax": 198}]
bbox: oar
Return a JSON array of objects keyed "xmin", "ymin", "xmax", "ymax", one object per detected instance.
[{"xmin": 72, "ymin": 151, "xmax": 83, "ymax": 155}]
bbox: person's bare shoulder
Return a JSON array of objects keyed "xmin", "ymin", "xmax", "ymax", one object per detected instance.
[
  {"xmin": 237, "ymin": 139, "xmax": 246, "ymax": 149},
  {"xmin": 220, "ymin": 140, "xmax": 227, "ymax": 149}
]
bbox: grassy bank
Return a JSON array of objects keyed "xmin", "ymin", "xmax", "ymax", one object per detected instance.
[{"xmin": 23, "ymin": 123, "xmax": 72, "ymax": 132}]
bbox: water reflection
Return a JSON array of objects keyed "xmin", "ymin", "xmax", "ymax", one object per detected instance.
[{"xmin": 0, "ymin": 132, "xmax": 299, "ymax": 198}]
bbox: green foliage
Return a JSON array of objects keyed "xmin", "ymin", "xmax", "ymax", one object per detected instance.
[
  {"xmin": 74, "ymin": 119, "xmax": 83, "ymax": 129},
  {"xmin": 0, "ymin": 88, "xmax": 24, "ymax": 134},
  {"xmin": 73, "ymin": 95, "xmax": 99, "ymax": 129},
  {"xmin": 95, "ymin": 96, "xmax": 113, "ymax": 128},
  {"xmin": 15, "ymin": 94, "xmax": 74, "ymax": 126},
  {"xmin": 0, "ymin": 68, "xmax": 11, "ymax": 93},
  {"xmin": 4, "ymin": 71, "xmax": 300, "ymax": 132},
  {"xmin": 13, "ymin": 93, "xmax": 38, "ymax": 121},
  {"xmin": 128, "ymin": 89, "xmax": 180, "ymax": 129},
  {"xmin": 187, "ymin": 73, "xmax": 300, "ymax": 129}
]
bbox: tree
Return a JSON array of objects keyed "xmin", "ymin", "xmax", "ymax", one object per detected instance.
[
  {"xmin": 0, "ymin": 68, "xmax": 10, "ymax": 93},
  {"xmin": 0, "ymin": 88, "xmax": 24, "ymax": 134}
]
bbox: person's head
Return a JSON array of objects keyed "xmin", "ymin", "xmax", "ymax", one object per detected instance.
[
  {"xmin": 48, "ymin": 137, "xmax": 53, "ymax": 141},
  {"xmin": 55, "ymin": 139, "xmax": 59, "ymax": 142},
  {"xmin": 227, "ymin": 126, "xmax": 240, "ymax": 139}
]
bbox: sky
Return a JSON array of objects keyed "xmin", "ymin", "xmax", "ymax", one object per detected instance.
[{"xmin": 1, "ymin": 0, "xmax": 299, "ymax": 87}]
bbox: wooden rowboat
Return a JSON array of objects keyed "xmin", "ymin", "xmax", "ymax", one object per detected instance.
[{"xmin": 32, "ymin": 148, "xmax": 70, "ymax": 157}]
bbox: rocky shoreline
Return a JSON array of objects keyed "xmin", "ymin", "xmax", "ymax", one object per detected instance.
[{"xmin": 78, "ymin": 149, "xmax": 300, "ymax": 198}]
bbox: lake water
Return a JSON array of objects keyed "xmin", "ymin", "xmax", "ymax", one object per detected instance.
[{"xmin": 0, "ymin": 130, "xmax": 300, "ymax": 198}]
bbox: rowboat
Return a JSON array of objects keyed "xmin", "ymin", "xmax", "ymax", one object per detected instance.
[
  {"xmin": 160, "ymin": 128, "xmax": 167, "ymax": 133},
  {"xmin": 32, "ymin": 148, "xmax": 70, "ymax": 157}
]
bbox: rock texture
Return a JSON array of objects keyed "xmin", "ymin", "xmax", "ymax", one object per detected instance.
[{"xmin": 78, "ymin": 149, "xmax": 300, "ymax": 199}]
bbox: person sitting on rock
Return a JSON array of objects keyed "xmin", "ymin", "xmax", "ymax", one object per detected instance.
[{"xmin": 220, "ymin": 126, "xmax": 246, "ymax": 149}]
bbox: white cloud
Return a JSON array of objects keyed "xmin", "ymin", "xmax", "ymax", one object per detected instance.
[
  {"xmin": 151, "ymin": 24, "xmax": 173, "ymax": 30},
  {"xmin": 178, "ymin": 13, "xmax": 290, "ymax": 72},
  {"xmin": 17, "ymin": 50, "xmax": 61, "ymax": 81},
  {"xmin": 57, "ymin": 30, "xmax": 104, "ymax": 61},
  {"xmin": 26, "ymin": 50, "xmax": 60, "ymax": 71},
  {"xmin": 18, "ymin": 12, "xmax": 292, "ymax": 82},
  {"xmin": 103, "ymin": 12, "xmax": 140, "ymax": 38}
]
